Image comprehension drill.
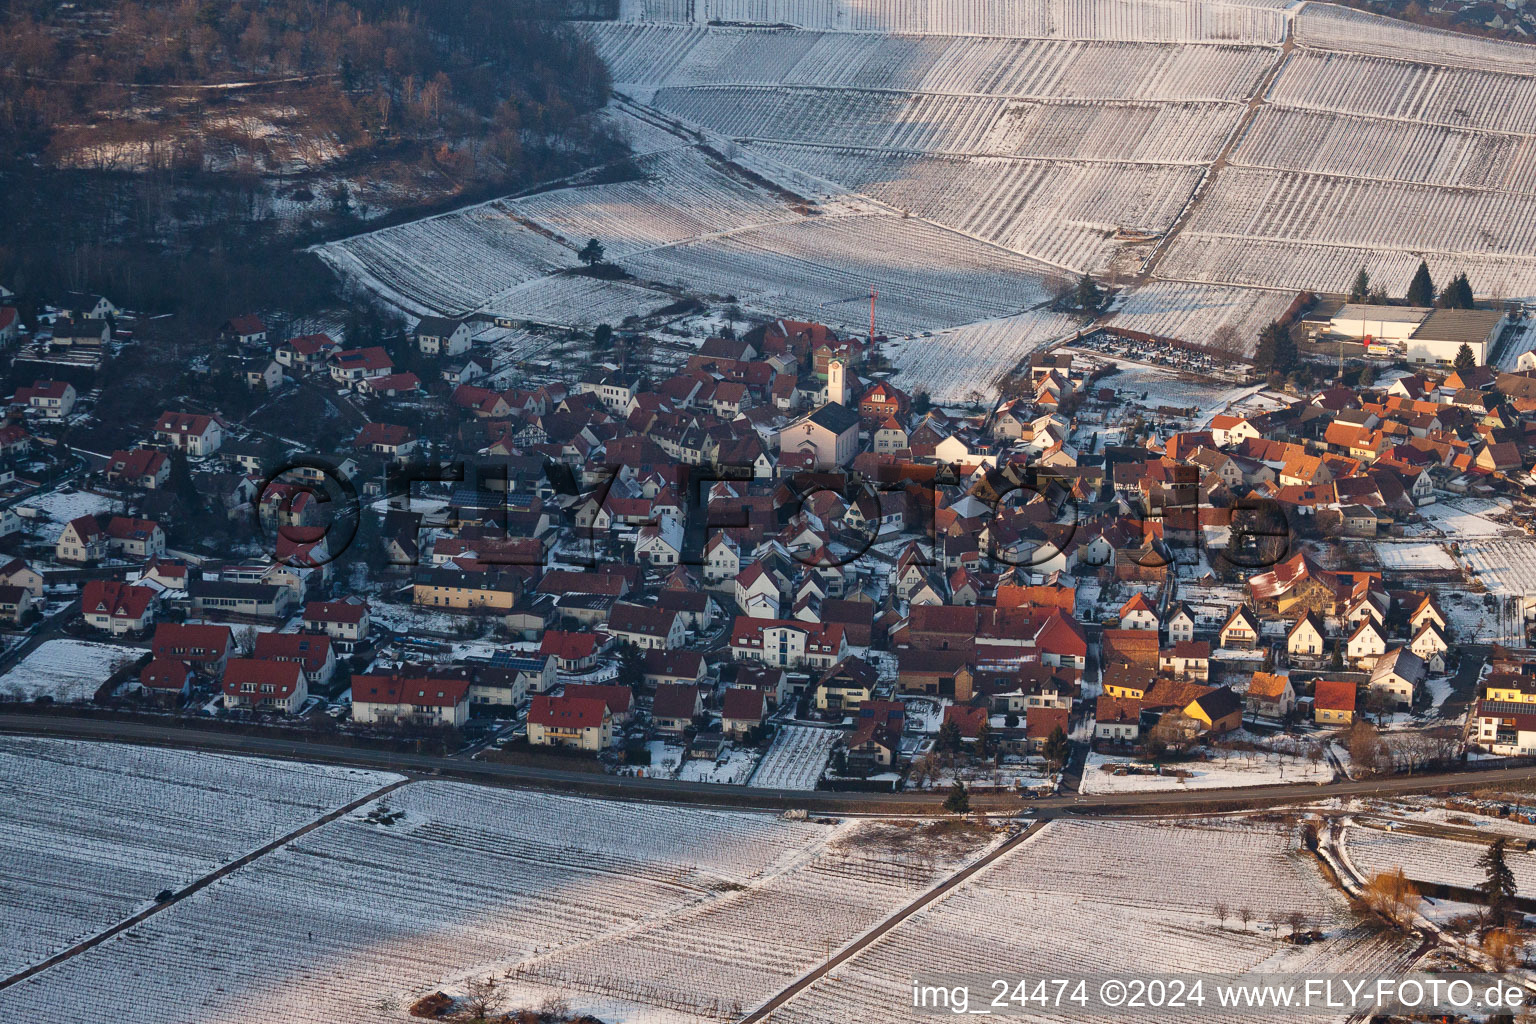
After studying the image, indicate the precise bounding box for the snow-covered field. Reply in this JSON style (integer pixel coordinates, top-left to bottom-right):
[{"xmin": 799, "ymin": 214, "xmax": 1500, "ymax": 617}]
[
  {"xmin": 1407, "ymin": 498, "xmax": 1515, "ymax": 539},
  {"xmin": 1373, "ymin": 541, "xmax": 1457, "ymax": 571},
  {"xmin": 0, "ymin": 780, "xmax": 991, "ymax": 1024},
  {"xmin": 1, "ymin": 639, "xmax": 140, "ymax": 701},
  {"xmin": 1344, "ymin": 823, "xmax": 1536, "ymax": 894},
  {"xmin": 621, "ymin": 212, "xmax": 1059, "ymax": 336},
  {"xmin": 18, "ymin": 489, "xmax": 125, "ymax": 532},
  {"xmin": 0, "ymin": 738, "xmax": 399, "ymax": 980},
  {"xmin": 1086, "ymin": 355, "xmax": 1257, "ymax": 414},
  {"xmin": 1079, "ymin": 750, "xmax": 1331, "ymax": 794},
  {"xmin": 1104, "ymin": 281, "xmax": 1299, "ymax": 357},
  {"xmin": 750, "ymin": 724, "xmax": 840, "ymax": 789},
  {"xmin": 884, "ymin": 309, "xmax": 1085, "ymax": 405},
  {"xmin": 766, "ymin": 817, "xmax": 1417, "ymax": 1023}
]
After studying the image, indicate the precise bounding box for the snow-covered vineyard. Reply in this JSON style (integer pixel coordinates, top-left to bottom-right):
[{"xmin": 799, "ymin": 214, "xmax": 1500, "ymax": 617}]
[
  {"xmin": 313, "ymin": 0, "xmax": 1536, "ymax": 400},
  {"xmin": 589, "ymin": 0, "xmax": 1536, "ymax": 300},
  {"xmin": 0, "ymin": 744, "xmax": 989, "ymax": 1024},
  {"xmin": 0, "ymin": 740, "xmax": 1438, "ymax": 1024},
  {"xmin": 761, "ymin": 818, "xmax": 1419, "ymax": 1023},
  {"xmin": 0, "ymin": 739, "xmax": 399, "ymax": 980}
]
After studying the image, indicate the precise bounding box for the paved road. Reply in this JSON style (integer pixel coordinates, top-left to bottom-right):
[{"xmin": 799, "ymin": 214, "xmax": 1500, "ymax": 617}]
[{"xmin": 6, "ymin": 714, "xmax": 1536, "ymax": 814}]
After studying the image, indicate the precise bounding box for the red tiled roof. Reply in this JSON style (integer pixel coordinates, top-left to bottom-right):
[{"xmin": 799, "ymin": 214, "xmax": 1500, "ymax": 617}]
[
  {"xmin": 528, "ymin": 694, "xmax": 608, "ymax": 729},
  {"xmin": 1313, "ymin": 679, "xmax": 1357, "ymax": 712},
  {"xmin": 561, "ymin": 683, "xmax": 632, "ymax": 715},
  {"xmin": 304, "ymin": 600, "xmax": 368, "ymax": 625},
  {"xmin": 254, "ymin": 631, "xmax": 332, "ymax": 674},
  {"xmin": 352, "ymin": 674, "xmax": 468, "ymax": 708},
  {"xmin": 81, "ymin": 580, "xmax": 153, "ymax": 619}
]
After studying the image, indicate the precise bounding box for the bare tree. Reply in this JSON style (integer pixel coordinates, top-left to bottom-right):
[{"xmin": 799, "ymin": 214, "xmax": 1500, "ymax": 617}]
[
  {"xmin": 1213, "ymin": 901, "xmax": 1229, "ymax": 930},
  {"xmin": 461, "ymin": 976, "xmax": 505, "ymax": 1019},
  {"xmin": 1239, "ymin": 906, "xmax": 1253, "ymax": 931},
  {"xmin": 1362, "ymin": 868, "xmax": 1420, "ymax": 929}
]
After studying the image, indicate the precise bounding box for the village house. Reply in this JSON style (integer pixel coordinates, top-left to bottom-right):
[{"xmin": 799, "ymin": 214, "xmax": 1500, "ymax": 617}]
[
  {"xmin": 155, "ymin": 411, "xmax": 224, "ymax": 456},
  {"xmin": 302, "ymin": 600, "xmax": 371, "ymax": 646},
  {"xmin": 222, "ymin": 658, "xmax": 307, "ymax": 714},
  {"xmin": 253, "ymin": 631, "xmax": 336, "ymax": 686},
  {"xmin": 0, "ymin": 585, "xmax": 35, "ymax": 626},
  {"xmin": 80, "ymin": 580, "xmax": 156, "ymax": 635},
  {"xmin": 106, "ymin": 517, "xmax": 165, "ymax": 560},
  {"xmin": 56, "ymin": 515, "xmax": 108, "ymax": 563},
  {"xmin": 1245, "ymin": 671, "xmax": 1296, "ymax": 719},
  {"xmin": 105, "ymin": 448, "xmax": 170, "ymax": 489},
  {"xmin": 414, "ymin": 316, "xmax": 472, "ymax": 356},
  {"xmin": 721, "ymin": 686, "xmax": 766, "ymax": 738},
  {"xmin": 0, "ymin": 558, "xmax": 43, "ymax": 598},
  {"xmin": 350, "ymin": 674, "xmax": 470, "ymax": 728},
  {"xmin": 651, "ymin": 682, "xmax": 703, "ymax": 734},
  {"xmin": 528, "ymin": 694, "xmax": 615, "ymax": 750},
  {"xmin": 16, "ymin": 380, "xmax": 75, "ymax": 418},
  {"xmin": 1313, "ymin": 680, "xmax": 1357, "ymax": 726},
  {"xmin": 152, "ymin": 623, "xmax": 233, "ymax": 678}
]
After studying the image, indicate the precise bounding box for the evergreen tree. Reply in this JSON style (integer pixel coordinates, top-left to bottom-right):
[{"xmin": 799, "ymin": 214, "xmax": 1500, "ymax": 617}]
[
  {"xmin": 1438, "ymin": 272, "xmax": 1475, "ymax": 309},
  {"xmin": 1477, "ymin": 837, "xmax": 1518, "ymax": 923},
  {"xmin": 1254, "ymin": 320, "xmax": 1295, "ymax": 375},
  {"xmin": 1454, "ymin": 343, "xmax": 1477, "ymax": 371},
  {"xmin": 167, "ymin": 449, "xmax": 200, "ymax": 512},
  {"xmin": 936, "ymin": 718, "xmax": 963, "ymax": 755},
  {"xmin": 942, "ymin": 780, "xmax": 970, "ymax": 815},
  {"xmin": 1074, "ymin": 273, "xmax": 1102, "ymax": 313},
  {"xmin": 1348, "ymin": 266, "xmax": 1371, "ymax": 302},
  {"xmin": 614, "ymin": 639, "xmax": 646, "ymax": 688},
  {"xmin": 592, "ymin": 323, "xmax": 613, "ymax": 350},
  {"xmin": 912, "ymin": 390, "xmax": 932, "ymax": 415},
  {"xmin": 578, "ymin": 238, "xmax": 605, "ymax": 266},
  {"xmin": 1406, "ymin": 260, "xmax": 1435, "ymax": 306},
  {"xmin": 1043, "ymin": 725, "xmax": 1070, "ymax": 769},
  {"xmin": 975, "ymin": 717, "xmax": 992, "ymax": 758}
]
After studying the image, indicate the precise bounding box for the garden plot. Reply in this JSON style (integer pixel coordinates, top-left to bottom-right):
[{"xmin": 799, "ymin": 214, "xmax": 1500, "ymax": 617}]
[
  {"xmin": 1, "ymin": 639, "xmax": 139, "ymax": 702},
  {"xmin": 1416, "ymin": 499, "xmax": 1517, "ymax": 539},
  {"xmin": 1373, "ymin": 541, "xmax": 1457, "ymax": 571},
  {"xmin": 1105, "ymin": 281, "xmax": 1299, "ymax": 356},
  {"xmin": 1079, "ymin": 751, "xmax": 1330, "ymax": 795},
  {"xmin": 770, "ymin": 817, "xmax": 1418, "ymax": 1024},
  {"xmin": 750, "ymin": 724, "xmax": 840, "ymax": 789},
  {"xmin": 884, "ymin": 309, "xmax": 1084, "ymax": 406},
  {"xmin": 621, "ymin": 213, "xmax": 1058, "ymax": 336},
  {"xmin": 18, "ymin": 487, "xmax": 125, "ymax": 528},
  {"xmin": 1087, "ymin": 356, "xmax": 1257, "ymax": 415},
  {"xmin": 1460, "ymin": 538, "xmax": 1536, "ymax": 600},
  {"xmin": 0, "ymin": 782, "xmax": 844, "ymax": 1024},
  {"xmin": 0, "ymin": 737, "xmax": 399, "ymax": 980},
  {"xmin": 675, "ymin": 746, "xmax": 759, "ymax": 784},
  {"xmin": 1344, "ymin": 823, "xmax": 1536, "ymax": 894}
]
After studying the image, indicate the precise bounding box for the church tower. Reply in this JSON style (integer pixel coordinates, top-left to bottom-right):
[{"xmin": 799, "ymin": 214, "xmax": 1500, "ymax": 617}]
[{"xmin": 828, "ymin": 358, "xmax": 849, "ymax": 406}]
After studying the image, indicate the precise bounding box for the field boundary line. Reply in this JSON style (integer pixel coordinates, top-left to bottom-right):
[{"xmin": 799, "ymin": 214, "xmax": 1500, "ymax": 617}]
[{"xmin": 0, "ymin": 776, "xmax": 413, "ymax": 993}]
